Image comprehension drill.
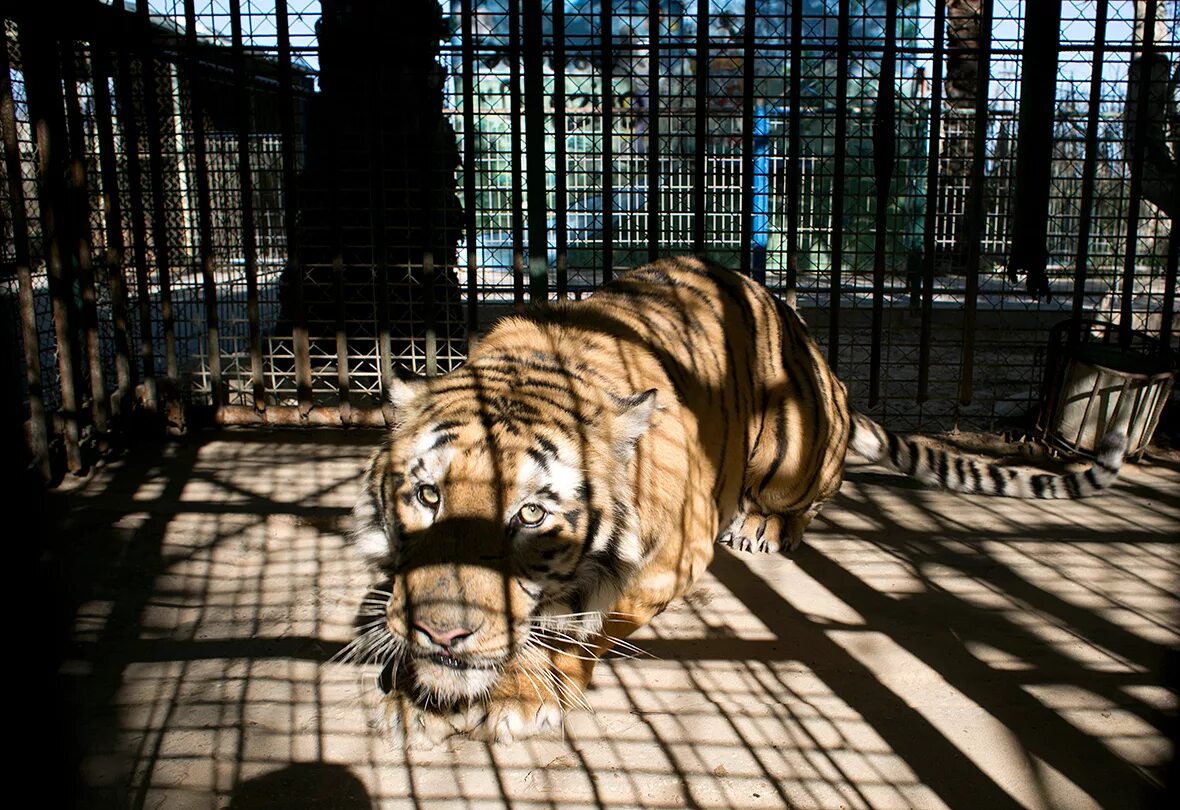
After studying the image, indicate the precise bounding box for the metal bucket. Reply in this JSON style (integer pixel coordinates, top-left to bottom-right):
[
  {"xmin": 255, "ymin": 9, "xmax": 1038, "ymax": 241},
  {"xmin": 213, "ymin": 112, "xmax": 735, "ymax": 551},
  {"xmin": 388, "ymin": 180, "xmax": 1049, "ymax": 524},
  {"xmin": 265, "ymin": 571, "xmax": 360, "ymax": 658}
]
[{"xmin": 1038, "ymin": 320, "xmax": 1175, "ymax": 460}]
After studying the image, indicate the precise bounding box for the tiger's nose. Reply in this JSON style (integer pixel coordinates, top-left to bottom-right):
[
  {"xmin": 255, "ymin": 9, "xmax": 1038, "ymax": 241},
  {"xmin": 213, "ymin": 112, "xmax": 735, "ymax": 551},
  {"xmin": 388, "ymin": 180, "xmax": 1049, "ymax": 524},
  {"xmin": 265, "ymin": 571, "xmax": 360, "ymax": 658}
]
[{"xmin": 412, "ymin": 621, "xmax": 474, "ymax": 649}]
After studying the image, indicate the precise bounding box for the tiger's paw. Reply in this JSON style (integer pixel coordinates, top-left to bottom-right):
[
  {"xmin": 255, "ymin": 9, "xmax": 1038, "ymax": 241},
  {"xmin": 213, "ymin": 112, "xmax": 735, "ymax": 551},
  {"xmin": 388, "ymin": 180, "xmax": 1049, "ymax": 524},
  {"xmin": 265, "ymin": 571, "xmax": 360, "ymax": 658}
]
[
  {"xmin": 376, "ymin": 692, "xmax": 468, "ymax": 750},
  {"xmin": 717, "ymin": 511, "xmax": 787, "ymax": 554},
  {"xmin": 467, "ymin": 695, "xmax": 565, "ymax": 744}
]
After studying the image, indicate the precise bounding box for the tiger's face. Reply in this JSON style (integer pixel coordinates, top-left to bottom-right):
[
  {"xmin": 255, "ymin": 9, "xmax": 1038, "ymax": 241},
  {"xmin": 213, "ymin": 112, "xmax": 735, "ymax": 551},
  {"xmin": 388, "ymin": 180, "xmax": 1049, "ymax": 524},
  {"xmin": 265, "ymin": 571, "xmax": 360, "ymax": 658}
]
[{"xmin": 351, "ymin": 365, "xmax": 656, "ymax": 706}]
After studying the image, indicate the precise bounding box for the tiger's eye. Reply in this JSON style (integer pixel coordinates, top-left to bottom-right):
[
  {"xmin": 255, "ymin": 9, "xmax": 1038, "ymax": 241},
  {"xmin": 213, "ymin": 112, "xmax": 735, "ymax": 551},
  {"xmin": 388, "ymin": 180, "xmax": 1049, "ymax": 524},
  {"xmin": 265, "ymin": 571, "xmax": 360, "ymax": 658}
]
[
  {"xmin": 517, "ymin": 503, "xmax": 546, "ymax": 527},
  {"xmin": 417, "ymin": 484, "xmax": 440, "ymax": 508}
]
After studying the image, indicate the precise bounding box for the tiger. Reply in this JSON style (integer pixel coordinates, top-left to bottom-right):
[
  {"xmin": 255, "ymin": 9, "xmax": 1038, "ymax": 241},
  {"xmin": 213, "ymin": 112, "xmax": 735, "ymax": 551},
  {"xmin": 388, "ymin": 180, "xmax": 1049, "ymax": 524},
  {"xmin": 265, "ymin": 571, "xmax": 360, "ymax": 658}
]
[{"xmin": 348, "ymin": 256, "xmax": 1126, "ymax": 744}]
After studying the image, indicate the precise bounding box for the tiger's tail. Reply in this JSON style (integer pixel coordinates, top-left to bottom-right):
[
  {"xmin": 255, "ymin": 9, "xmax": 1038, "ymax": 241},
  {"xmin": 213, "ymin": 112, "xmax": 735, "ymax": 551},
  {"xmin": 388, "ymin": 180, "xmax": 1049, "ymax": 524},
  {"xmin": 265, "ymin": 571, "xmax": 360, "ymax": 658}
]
[{"xmin": 848, "ymin": 413, "xmax": 1127, "ymax": 499}]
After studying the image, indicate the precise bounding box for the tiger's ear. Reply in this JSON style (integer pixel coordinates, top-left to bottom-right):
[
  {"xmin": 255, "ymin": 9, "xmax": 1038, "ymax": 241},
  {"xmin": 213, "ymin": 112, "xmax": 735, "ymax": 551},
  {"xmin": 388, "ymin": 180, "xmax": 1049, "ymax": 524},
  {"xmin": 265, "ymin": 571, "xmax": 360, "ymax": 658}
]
[
  {"xmin": 388, "ymin": 375, "xmax": 426, "ymax": 413},
  {"xmin": 613, "ymin": 388, "xmax": 658, "ymax": 455}
]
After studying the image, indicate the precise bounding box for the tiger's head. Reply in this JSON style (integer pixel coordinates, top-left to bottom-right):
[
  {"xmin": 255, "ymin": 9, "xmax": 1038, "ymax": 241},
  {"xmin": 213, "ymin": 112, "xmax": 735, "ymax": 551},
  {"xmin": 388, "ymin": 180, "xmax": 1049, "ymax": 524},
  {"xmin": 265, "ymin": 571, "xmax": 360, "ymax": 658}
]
[{"xmin": 350, "ymin": 359, "xmax": 657, "ymax": 707}]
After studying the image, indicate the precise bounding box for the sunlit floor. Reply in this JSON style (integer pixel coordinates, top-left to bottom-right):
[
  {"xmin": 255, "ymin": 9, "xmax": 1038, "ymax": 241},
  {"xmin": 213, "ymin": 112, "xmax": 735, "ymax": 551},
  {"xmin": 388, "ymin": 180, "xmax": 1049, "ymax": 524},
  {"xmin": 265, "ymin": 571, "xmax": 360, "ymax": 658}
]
[{"xmin": 54, "ymin": 429, "xmax": 1178, "ymax": 809}]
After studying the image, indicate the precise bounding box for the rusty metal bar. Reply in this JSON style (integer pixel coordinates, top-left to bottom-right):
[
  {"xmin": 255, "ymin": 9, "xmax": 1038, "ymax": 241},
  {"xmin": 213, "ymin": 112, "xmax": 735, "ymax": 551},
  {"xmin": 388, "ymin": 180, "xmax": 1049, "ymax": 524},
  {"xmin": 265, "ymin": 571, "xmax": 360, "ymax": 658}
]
[
  {"xmin": 740, "ymin": 0, "xmax": 755, "ymax": 276},
  {"xmin": 213, "ymin": 404, "xmax": 387, "ymax": 427},
  {"xmin": 828, "ymin": 0, "xmax": 851, "ymax": 373},
  {"xmin": 601, "ymin": 0, "xmax": 614, "ymax": 284},
  {"xmin": 182, "ymin": 0, "xmax": 223, "ymax": 408},
  {"xmin": 692, "ymin": 0, "xmax": 709, "ymax": 254},
  {"xmin": 869, "ymin": 0, "xmax": 898, "ymax": 407},
  {"xmin": 1162, "ymin": 214, "xmax": 1178, "ymax": 353},
  {"xmin": 957, "ymin": 0, "xmax": 994, "ymax": 407},
  {"xmin": 61, "ymin": 43, "xmax": 108, "ymax": 435},
  {"xmin": 646, "ymin": 0, "xmax": 661, "ymax": 264},
  {"xmin": 509, "ymin": 0, "xmax": 525, "ymax": 309},
  {"xmin": 1071, "ymin": 0, "xmax": 1109, "ymax": 327},
  {"xmin": 460, "ymin": 0, "xmax": 480, "ymax": 337},
  {"xmin": 229, "ymin": 0, "xmax": 267, "ymax": 409},
  {"xmin": 90, "ymin": 45, "xmax": 135, "ymax": 420},
  {"xmin": 276, "ymin": 0, "xmax": 313, "ymax": 414},
  {"xmin": 1119, "ymin": 0, "xmax": 1158, "ymax": 349},
  {"xmin": 112, "ymin": 14, "xmax": 158, "ymax": 414},
  {"xmin": 0, "ymin": 28, "xmax": 51, "ymax": 480},
  {"xmin": 524, "ymin": 0, "xmax": 548, "ymax": 302},
  {"xmin": 553, "ymin": 0, "xmax": 568, "ymax": 300},
  {"xmin": 917, "ymin": 0, "xmax": 947, "ymax": 403},
  {"xmin": 784, "ymin": 0, "xmax": 802, "ymax": 305},
  {"xmin": 23, "ymin": 23, "xmax": 86, "ymax": 472},
  {"xmin": 136, "ymin": 2, "xmax": 178, "ymax": 386}
]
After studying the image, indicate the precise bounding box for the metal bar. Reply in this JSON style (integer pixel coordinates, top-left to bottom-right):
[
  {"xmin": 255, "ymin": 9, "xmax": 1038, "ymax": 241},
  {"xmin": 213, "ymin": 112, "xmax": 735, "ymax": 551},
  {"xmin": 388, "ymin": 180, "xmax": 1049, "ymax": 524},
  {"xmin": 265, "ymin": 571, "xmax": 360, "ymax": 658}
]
[
  {"xmin": 509, "ymin": 0, "xmax": 525, "ymax": 309},
  {"xmin": 601, "ymin": 0, "xmax": 614, "ymax": 284},
  {"xmin": 460, "ymin": 0, "xmax": 480, "ymax": 338},
  {"xmin": 61, "ymin": 42, "xmax": 108, "ymax": 435},
  {"xmin": 740, "ymin": 0, "xmax": 756, "ymax": 276},
  {"xmin": 828, "ymin": 0, "xmax": 851, "ymax": 372},
  {"xmin": 917, "ymin": 0, "xmax": 947, "ymax": 403},
  {"xmin": 646, "ymin": 0, "xmax": 660, "ymax": 264},
  {"xmin": 90, "ymin": 45, "xmax": 134, "ymax": 420},
  {"xmin": 230, "ymin": 0, "xmax": 266, "ymax": 409},
  {"xmin": 418, "ymin": 93, "xmax": 439, "ymax": 377},
  {"xmin": 182, "ymin": 0, "xmax": 222, "ymax": 408},
  {"xmin": 212, "ymin": 404, "xmax": 388, "ymax": 427},
  {"xmin": 869, "ymin": 0, "xmax": 898, "ymax": 406},
  {"xmin": 0, "ymin": 28, "xmax": 50, "ymax": 480},
  {"xmin": 1161, "ymin": 214, "xmax": 1178, "ymax": 353},
  {"xmin": 553, "ymin": 0, "xmax": 568, "ymax": 300},
  {"xmin": 692, "ymin": 0, "xmax": 709, "ymax": 255},
  {"xmin": 1071, "ymin": 0, "xmax": 1109, "ymax": 329},
  {"xmin": 365, "ymin": 4, "xmax": 393, "ymax": 396},
  {"xmin": 524, "ymin": 0, "xmax": 548, "ymax": 302},
  {"xmin": 276, "ymin": 0, "xmax": 313, "ymax": 414},
  {"xmin": 23, "ymin": 23, "xmax": 85, "ymax": 472},
  {"xmin": 112, "ymin": 2, "xmax": 158, "ymax": 415},
  {"xmin": 136, "ymin": 2, "xmax": 178, "ymax": 386},
  {"xmin": 330, "ymin": 141, "xmax": 351, "ymax": 416},
  {"xmin": 957, "ymin": 0, "xmax": 994, "ymax": 407},
  {"xmin": 1119, "ymin": 0, "xmax": 1158, "ymax": 348},
  {"xmin": 784, "ymin": 0, "xmax": 802, "ymax": 305}
]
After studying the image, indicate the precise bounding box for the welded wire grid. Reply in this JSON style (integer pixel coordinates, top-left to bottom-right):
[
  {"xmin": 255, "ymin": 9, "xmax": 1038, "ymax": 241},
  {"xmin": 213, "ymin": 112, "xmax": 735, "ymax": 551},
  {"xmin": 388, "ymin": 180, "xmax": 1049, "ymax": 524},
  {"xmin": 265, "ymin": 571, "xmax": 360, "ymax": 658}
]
[{"xmin": 1, "ymin": 0, "xmax": 1177, "ymax": 454}]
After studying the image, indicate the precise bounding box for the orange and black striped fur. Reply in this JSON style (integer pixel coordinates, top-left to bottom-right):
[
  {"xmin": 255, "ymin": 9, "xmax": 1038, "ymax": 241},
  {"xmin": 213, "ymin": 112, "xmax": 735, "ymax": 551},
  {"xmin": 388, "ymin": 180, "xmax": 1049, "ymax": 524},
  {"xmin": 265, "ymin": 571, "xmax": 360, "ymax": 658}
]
[{"xmin": 349, "ymin": 256, "xmax": 1125, "ymax": 744}]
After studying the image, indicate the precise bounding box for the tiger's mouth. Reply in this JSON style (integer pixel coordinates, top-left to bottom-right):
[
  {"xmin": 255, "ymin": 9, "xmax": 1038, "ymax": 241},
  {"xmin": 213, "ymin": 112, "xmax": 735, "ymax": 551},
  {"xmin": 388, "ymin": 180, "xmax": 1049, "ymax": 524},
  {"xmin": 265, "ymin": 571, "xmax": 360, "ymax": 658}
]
[{"xmin": 428, "ymin": 651, "xmax": 469, "ymax": 670}]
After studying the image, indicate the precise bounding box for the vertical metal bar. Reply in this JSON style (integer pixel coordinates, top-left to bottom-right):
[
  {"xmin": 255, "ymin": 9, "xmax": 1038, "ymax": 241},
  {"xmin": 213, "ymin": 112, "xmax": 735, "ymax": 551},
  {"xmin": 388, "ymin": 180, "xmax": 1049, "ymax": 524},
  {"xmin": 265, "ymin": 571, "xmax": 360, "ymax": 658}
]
[
  {"xmin": 692, "ymin": 0, "xmax": 709, "ymax": 254},
  {"xmin": 113, "ymin": 3, "xmax": 158, "ymax": 414},
  {"xmin": 869, "ymin": 0, "xmax": 898, "ymax": 406},
  {"xmin": 0, "ymin": 29, "xmax": 50, "ymax": 480},
  {"xmin": 524, "ymin": 0, "xmax": 548, "ymax": 302},
  {"xmin": 23, "ymin": 24, "xmax": 84, "ymax": 471},
  {"xmin": 740, "ymin": 0, "xmax": 756, "ymax": 276},
  {"xmin": 229, "ymin": 0, "xmax": 266, "ymax": 409},
  {"xmin": 182, "ymin": 0, "xmax": 222, "ymax": 408},
  {"xmin": 1071, "ymin": 0, "xmax": 1109, "ymax": 327},
  {"xmin": 418, "ymin": 81, "xmax": 439, "ymax": 377},
  {"xmin": 330, "ymin": 140, "xmax": 351, "ymax": 414},
  {"xmin": 276, "ymin": 0, "xmax": 313, "ymax": 413},
  {"xmin": 90, "ymin": 46, "xmax": 135, "ymax": 420},
  {"xmin": 1119, "ymin": 0, "xmax": 1158, "ymax": 348},
  {"xmin": 957, "ymin": 0, "xmax": 993, "ymax": 407},
  {"xmin": 136, "ymin": 2, "xmax": 178, "ymax": 387},
  {"xmin": 507, "ymin": 0, "xmax": 525, "ymax": 308},
  {"xmin": 460, "ymin": 0, "xmax": 480, "ymax": 338},
  {"xmin": 1161, "ymin": 216, "xmax": 1178, "ymax": 353},
  {"xmin": 61, "ymin": 44, "xmax": 108, "ymax": 434},
  {"xmin": 646, "ymin": 0, "xmax": 660, "ymax": 263},
  {"xmin": 601, "ymin": 0, "xmax": 614, "ymax": 284},
  {"xmin": 365, "ymin": 5, "xmax": 393, "ymax": 395},
  {"xmin": 917, "ymin": 0, "xmax": 946, "ymax": 403},
  {"xmin": 553, "ymin": 0, "xmax": 568, "ymax": 299},
  {"xmin": 828, "ymin": 0, "xmax": 851, "ymax": 372},
  {"xmin": 784, "ymin": 0, "xmax": 803, "ymax": 304}
]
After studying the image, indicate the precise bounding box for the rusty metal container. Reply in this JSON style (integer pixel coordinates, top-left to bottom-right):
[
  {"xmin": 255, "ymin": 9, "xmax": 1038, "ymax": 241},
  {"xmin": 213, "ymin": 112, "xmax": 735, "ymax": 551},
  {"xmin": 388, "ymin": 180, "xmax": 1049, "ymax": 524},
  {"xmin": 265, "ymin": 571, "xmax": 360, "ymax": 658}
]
[{"xmin": 1038, "ymin": 320, "xmax": 1175, "ymax": 460}]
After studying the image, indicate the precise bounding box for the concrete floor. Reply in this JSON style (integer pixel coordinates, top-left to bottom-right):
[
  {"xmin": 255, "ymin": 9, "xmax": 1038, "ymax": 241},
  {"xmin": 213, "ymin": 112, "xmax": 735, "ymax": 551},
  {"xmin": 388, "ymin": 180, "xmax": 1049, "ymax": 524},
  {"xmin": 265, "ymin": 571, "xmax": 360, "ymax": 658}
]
[{"xmin": 51, "ymin": 429, "xmax": 1179, "ymax": 809}]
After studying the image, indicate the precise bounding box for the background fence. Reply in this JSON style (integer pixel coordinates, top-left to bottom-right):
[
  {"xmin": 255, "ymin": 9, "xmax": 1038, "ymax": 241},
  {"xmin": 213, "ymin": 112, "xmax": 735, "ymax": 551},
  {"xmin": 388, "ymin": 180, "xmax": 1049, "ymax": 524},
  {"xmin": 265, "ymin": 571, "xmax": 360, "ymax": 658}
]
[{"xmin": 1, "ymin": 0, "xmax": 1177, "ymax": 480}]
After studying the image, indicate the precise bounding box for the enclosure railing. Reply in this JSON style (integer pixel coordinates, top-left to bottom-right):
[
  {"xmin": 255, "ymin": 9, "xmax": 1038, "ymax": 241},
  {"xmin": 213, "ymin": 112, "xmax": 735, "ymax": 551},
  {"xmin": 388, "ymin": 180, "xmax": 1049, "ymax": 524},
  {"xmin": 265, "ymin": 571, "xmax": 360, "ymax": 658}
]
[{"xmin": 1, "ymin": 1, "xmax": 1176, "ymax": 481}]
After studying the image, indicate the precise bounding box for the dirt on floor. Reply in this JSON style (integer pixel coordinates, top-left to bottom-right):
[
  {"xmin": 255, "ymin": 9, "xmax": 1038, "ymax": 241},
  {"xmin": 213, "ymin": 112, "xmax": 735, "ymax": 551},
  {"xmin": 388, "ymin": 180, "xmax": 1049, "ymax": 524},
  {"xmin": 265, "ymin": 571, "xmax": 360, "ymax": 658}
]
[{"xmin": 38, "ymin": 428, "xmax": 1180, "ymax": 809}]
